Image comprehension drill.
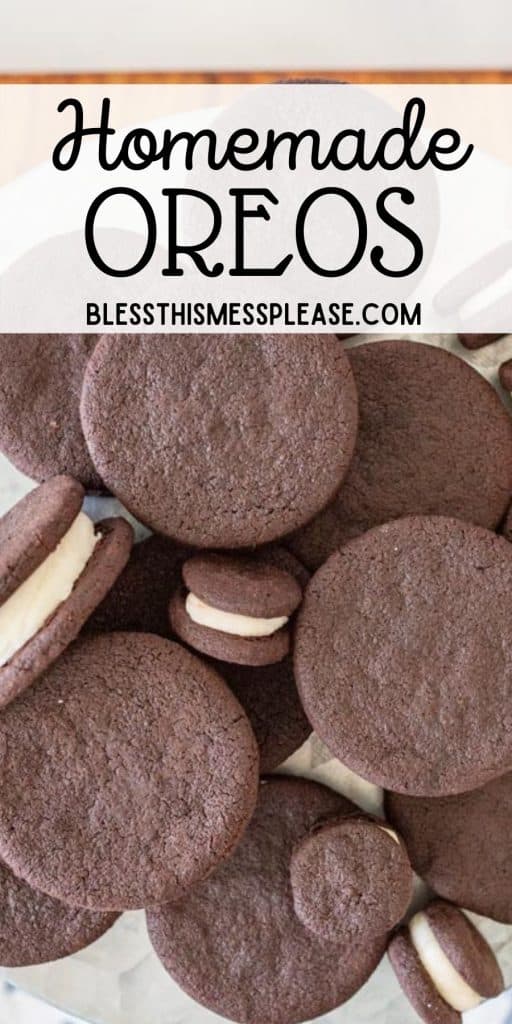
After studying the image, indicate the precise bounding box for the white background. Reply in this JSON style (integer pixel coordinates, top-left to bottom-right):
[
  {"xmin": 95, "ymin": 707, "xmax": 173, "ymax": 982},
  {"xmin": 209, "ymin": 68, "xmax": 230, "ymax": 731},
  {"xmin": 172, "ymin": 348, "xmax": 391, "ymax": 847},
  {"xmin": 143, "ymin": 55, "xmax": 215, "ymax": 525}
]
[{"xmin": 0, "ymin": 0, "xmax": 511, "ymax": 73}]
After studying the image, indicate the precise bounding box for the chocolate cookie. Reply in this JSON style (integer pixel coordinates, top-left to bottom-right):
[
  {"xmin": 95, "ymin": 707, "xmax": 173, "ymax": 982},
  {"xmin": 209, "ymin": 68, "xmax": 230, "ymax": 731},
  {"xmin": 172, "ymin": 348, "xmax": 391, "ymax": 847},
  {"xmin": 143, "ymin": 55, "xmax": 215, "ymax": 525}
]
[
  {"xmin": 80, "ymin": 334, "xmax": 358, "ymax": 548},
  {"xmin": 86, "ymin": 533, "xmax": 190, "ymax": 637},
  {"xmin": 499, "ymin": 356, "xmax": 512, "ymax": 392},
  {"xmin": 386, "ymin": 773, "xmax": 512, "ymax": 923},
  {"xmin": 171, "ymin": 552, "xmax": 302, "ymax": 665},
  {"xmin": 295, "ymin": 515, "xmax": 512, "ymax": 795},
  {"xmin": 388, "ymin": 900, "xmax": 503, "ymax": 1023},
  {"xmin": 0, "ymin": 632, "xmax": 259, "ymax": 910},
  {"xmin": 290, "ymin": 817, "xmax": 412, "ymax": 943},
  {"xmin": 288, "ymin": 340, "xmax": 512, "ymax": 569},
  {"xmin": 0, "ymin": 859, "xmax": 117, "ymax": 967},
  {"xmin": 147, "ymin": 777, "xmax": 387, "ymax": 1024},
  {"xmin": 458, "ymin": 333, "xmax": 504, "ymax": 350},
  {"xmin": 0, "ymin": 334, "xmax": 101, "ymax": 489},
  {"xmin": 0, "ymin": 476, "xmax": 133, "ymax": 708}
]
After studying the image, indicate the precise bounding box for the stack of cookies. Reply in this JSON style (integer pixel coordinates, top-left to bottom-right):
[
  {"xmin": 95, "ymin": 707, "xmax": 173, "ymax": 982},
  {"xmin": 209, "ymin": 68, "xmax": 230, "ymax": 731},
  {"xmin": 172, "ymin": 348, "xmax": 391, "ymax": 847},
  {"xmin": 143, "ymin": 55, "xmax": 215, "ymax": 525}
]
[{"xmin": 0, "ymin": 332, "xmax": 512, "ymax": 1024}]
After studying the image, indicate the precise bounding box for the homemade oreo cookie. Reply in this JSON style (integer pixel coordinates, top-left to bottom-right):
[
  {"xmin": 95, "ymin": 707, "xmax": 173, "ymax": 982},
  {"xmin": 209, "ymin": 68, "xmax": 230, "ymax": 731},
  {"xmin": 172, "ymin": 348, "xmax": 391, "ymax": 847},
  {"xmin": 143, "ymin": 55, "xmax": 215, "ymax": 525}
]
[
  {"xmin": 295, "ymin": 515, "xmax": 512, "ymax": 795},
  {"xmin": 147, "ymin": 777, "xmax": 388, "ymax": 1024},
  {"xmin": 386, "ymin": 773, "xmax": 512, "ymax": 923},
  {"xmin": 0, "ymin": 860, "xmax": 117, "ymax": 967},
  {"xmin": 0, "ymin": 632, "xmax": 259, "ymax": 910},
  {"xmin": 0, "ymin": 475, "xmax": 133, "ymax": 708},
  {"xmin": 388, "ymin": 901, "xmax": 503, "ymax": 1023},
  {"xmin": 288, "ymin": 340, "xmax": 512, "ymax": 569},
  {"xmin": 170, "ymin": 552, "xmax": 303, "ymax": 665},
  {"xmin": 80, "ymin": 334, "xmax": 358, "ymax": 548},
  {"xmin": 290, "ymin": 816, "xmax": 412, "ymax": 943},
  {"xmin": 0, "ymin": 334, "xmax": 101, "ymax": 489}
]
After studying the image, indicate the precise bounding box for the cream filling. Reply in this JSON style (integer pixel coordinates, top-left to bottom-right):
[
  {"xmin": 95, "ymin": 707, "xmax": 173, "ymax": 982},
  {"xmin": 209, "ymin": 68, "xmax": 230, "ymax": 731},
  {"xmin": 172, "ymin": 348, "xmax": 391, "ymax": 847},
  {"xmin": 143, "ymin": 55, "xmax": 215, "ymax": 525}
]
[
  {"xmin": 378, "ymin": 826, "xmax": 400, "ymax": 845},
  {"xmin": 0, "ymin": 512, "xmax": 99, "ymax": 668},
  {"xmin": 409, "ymin": 912, "xmax": 482, "ymax": 1012},
  {"xmin": 186, "ymin": 592, "xmax": 288, "ymax": 638}
]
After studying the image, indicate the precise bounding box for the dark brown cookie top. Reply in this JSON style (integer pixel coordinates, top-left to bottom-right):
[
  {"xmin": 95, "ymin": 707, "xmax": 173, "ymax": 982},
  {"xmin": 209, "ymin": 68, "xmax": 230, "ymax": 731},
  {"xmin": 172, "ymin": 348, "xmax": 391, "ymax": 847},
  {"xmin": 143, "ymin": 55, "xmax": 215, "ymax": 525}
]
[
  {"xmin": 183, "ymin": 553, "xmax": 302, "ymax": 617},
  {"xmin": 288, "ymin": 340, "xmax": 512, "ymax": 570},
  {"xmin": 0, "ymin": 516, "xmax": 133, "ymax": 709},
  {"xmin": 386, "ymin": 772, "xmax": 512, "ymax": 923},
  {"xmin": 426, "ymin": 901, "xmax": 503, "ymax": 999},
  {"xmin": 290, "ymin": 817, "xmax": 412, "ymax": 943},
  {"xmin": 295, "ymin": 515, "xmax": 512, "ymax": 796},
  {"xmin": 169, "ymin": 589, "xmax": 290, "ymax": 665},
  {"xmin": 0, "ymin": 335, "xmax": 101, "ymax": 490},
  {"xmin": 147, "ymin": 777, "xmax": 387, "ymax": 1024},
  {"xmin": 388, "ymin": 901, "xmax": 503, "ymax": 1024},
  {"xmin": 0, "ymin": 475, "xmax": 84, "ymax": 607},
  {"xmin": 499, "ymin": 357, "xmax": 512, "ymax": 392},
  {"xmin": 85, "ymin": 533, "xmax": 191, "ymax": 637},
  {"xmin": 215, "ymin": 658, "xmax": 311, "ymax": 772},
  {"xmin": 80, "ymin": 334, "xmax": 358, "ymax": 548},
  {"xmin": 0, "ymin": 859, "xmax": 117, "ymax": 968},
  {"xmin": 0, "ymin": 632, "xmax": 259, "ymax": 911},
  {"xmin": 458, "ymin": 333, "xmax": 504, "ymax": 350}
]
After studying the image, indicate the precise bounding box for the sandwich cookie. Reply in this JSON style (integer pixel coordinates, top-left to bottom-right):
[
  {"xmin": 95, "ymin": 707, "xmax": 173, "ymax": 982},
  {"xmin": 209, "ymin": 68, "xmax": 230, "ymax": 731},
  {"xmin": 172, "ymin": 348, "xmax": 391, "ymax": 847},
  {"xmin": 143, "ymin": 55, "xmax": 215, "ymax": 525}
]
[
  {"xmin": 170, "ymin": 552, "xmax": 303, "ymax": 665},
  {"xmin": 458, "ymin": 333, "xmax": 504, "ymax": 350},
  {"xmin": 288, "ymin": 340, "xmax": 512, "ymax": 570},
  {"xmin": 386, "ymin": 773, "xmax": 512, "ymax": 923},
  {"xmin": 0, "ymin": 475, "xmax": 133, "ymax": 708},
  {"xmin": 0, "ymin": 334, "xmax": 101, "ymax": 490},
  {"xmin": 0, "ymin": 632, "xmax": 259, "ymax": 911},
  {"xmin": 147, "ymin": 777, "xmax": 388, "ymax": 1024},
  {"xmin": 388, "ymin": 900, "xmax": 503, "ymax": 1023},
  {"xmin": 80, "ymin": 333, "xmax": 359, "ymax": 548},
  {"xmin": 294, "ymin": 515, "xmax": 512, "ymax": 796},
  {"xmin": 0, "ymin": 860, "xmax": 117, "ymax": 967},
  {"xmin": 290, "ymin": 816, "xmax": 413, "ymax": 943}
]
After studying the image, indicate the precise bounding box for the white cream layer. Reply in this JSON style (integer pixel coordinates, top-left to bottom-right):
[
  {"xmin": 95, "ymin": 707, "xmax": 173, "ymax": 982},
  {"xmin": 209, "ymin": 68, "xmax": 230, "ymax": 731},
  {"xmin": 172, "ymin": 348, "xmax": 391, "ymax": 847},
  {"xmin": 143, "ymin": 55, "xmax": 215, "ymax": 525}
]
[
  {"xmin": 186, "ymin": 592, "xmax": 288, "ymax": 638},
  {"xmin": 409, "ymin": 911, "xmax": 482, "ymax": 1012},
  {"xmin": 0, "ymin": 512, "xmax": 99, "ymax": 668}
]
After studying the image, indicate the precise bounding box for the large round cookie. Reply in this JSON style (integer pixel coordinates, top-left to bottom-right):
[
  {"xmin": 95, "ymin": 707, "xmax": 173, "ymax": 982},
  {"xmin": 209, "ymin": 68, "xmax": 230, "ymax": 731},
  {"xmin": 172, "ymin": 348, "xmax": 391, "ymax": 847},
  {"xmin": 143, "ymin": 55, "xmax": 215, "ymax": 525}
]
[
  {"xmin": 80, "ymin": 334, "xmax": 358, "ymax": 548},
  {"xmin": 0, "ymin": 334, "xmax": 101, "ymax": 489},
  {"xmin": 295, "ymin": 515, "xmax": 512, "ymax": 796},
  {"xmin": 288, "ymin": 340, "xmax": 512, "ymax": 569},
  {"xmin": 0, "ymin": 476, "xmax": 133, "ymax": 708},
  {"xmin": 386, "ymin": 773, "xmax": 512, "ymax": 923},
  {"xmin": 0, "ymin": 860, "xmax": 117, "ymax": 967},
  {"xmin": 147, "ymin": 777, "xmax": 387, "ymax": 1024},
  {"xmin": 0, "ymin": 633, "xmax": 259, "ymax": 911}
]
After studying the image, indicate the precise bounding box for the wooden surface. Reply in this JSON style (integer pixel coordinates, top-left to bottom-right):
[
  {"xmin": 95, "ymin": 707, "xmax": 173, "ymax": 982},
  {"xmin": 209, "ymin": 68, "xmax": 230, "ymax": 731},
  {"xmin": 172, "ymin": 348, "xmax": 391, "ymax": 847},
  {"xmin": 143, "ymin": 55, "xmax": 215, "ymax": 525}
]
[{"xmin": 0, "ymin": 70, "xmax": 511, "ymax": 83}]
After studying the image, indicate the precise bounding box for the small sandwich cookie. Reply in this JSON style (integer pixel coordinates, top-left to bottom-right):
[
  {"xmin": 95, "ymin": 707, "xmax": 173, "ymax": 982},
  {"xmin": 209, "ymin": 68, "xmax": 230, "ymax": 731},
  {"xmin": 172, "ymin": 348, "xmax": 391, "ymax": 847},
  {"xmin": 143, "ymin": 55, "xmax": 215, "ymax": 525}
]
[
  {"xmin": 0, "ymin": 859, "xmax": 117, "ymax": 967},
  {"xmin": 170, "ymin": 552, "xmax": 303, "ymax": 665},
  {"xmin": 388, "ymin": 900, "xmax": 504, "ymax": 1024},
  {"xmin": 458, "ymin": 333, "xmax": 504, "ymax": 350},
  {"xmin": 0, "ymin": 475, "xmax": 133, "ymax": 708},
  {"xmin": 290, "ymin": 816, "xmax": 413, "ymax": 944},
  {"xmin": 147, "ymin": 777, "xmax": 388, "ymax": 1024},
  {"xmin": 386, "ymin": 772, "xmax": 512, "ymax": 924}
]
